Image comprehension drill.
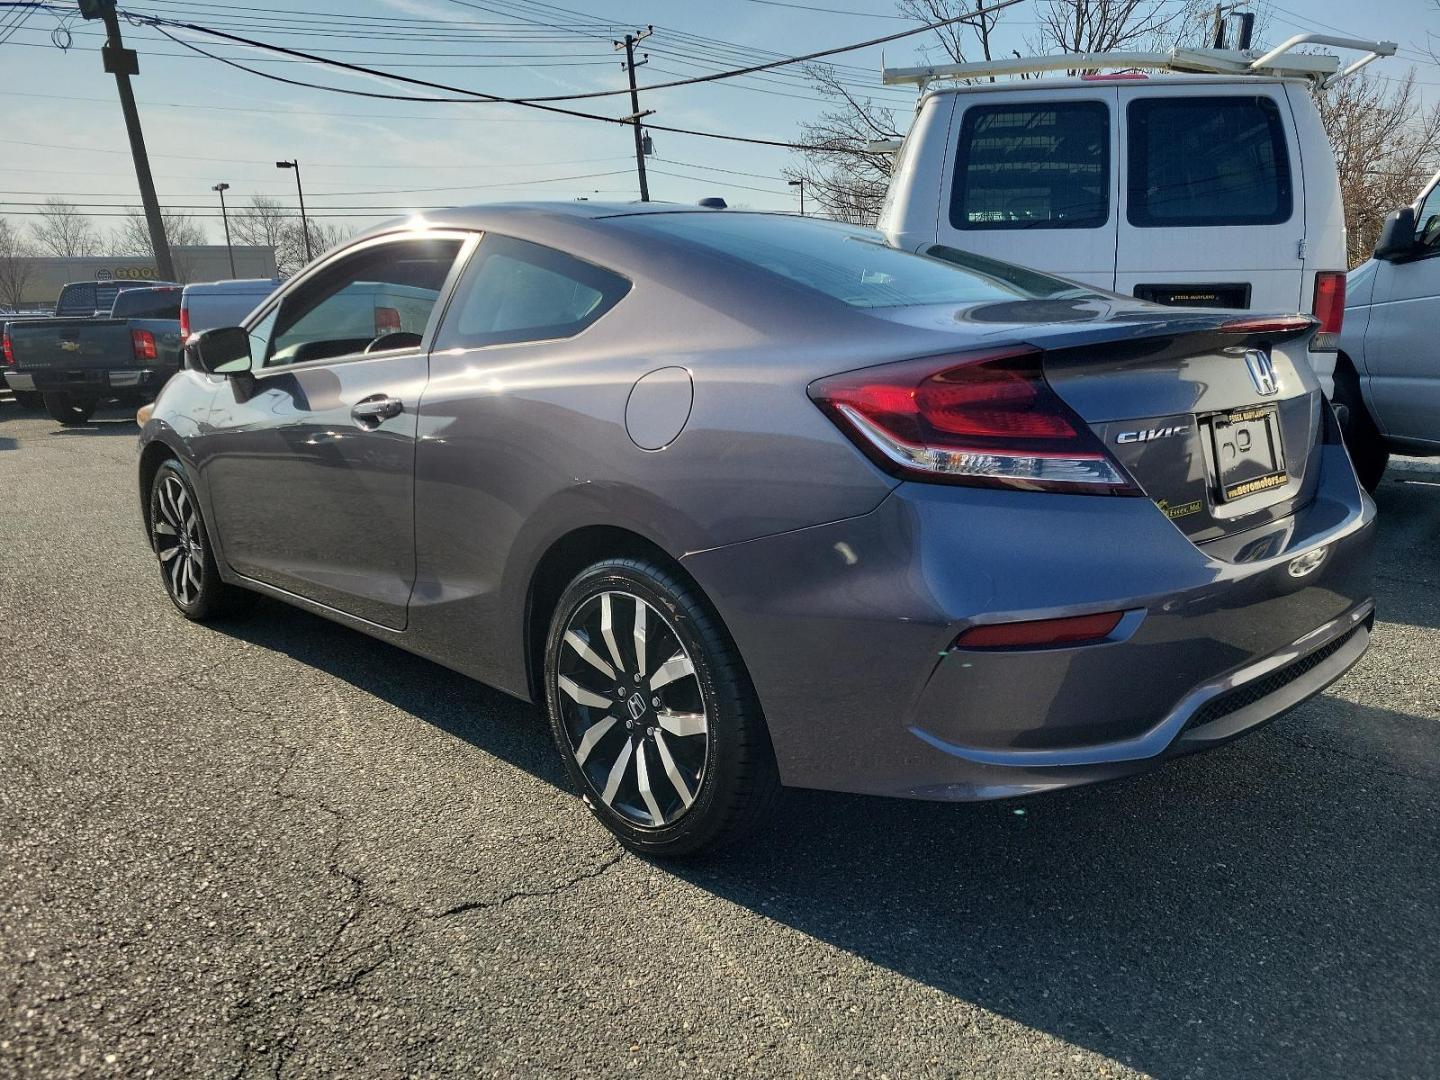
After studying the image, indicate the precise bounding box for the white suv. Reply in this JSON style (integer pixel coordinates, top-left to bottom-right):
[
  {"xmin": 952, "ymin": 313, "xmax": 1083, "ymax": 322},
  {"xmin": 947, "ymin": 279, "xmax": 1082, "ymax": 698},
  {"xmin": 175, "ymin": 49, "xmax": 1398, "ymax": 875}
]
[{"xmin": 876, "ymin": 38, "xmax": 1397, "ymax": 396}]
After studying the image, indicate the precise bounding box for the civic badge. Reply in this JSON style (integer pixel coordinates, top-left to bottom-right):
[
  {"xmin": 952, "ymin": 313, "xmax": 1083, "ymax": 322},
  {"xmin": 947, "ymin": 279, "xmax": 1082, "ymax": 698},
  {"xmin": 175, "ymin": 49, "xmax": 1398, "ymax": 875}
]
[{"xmin": 1244, "ymin": 349, "xmax": 1279, "ymax": 397}]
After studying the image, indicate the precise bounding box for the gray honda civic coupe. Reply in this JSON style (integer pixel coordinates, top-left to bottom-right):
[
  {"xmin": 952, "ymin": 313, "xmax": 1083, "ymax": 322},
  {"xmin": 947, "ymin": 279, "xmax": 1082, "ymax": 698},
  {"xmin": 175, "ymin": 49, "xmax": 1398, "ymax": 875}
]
[{"xmin": 139, "ymin": 203, "xmax": 1375, "ymax": 857}]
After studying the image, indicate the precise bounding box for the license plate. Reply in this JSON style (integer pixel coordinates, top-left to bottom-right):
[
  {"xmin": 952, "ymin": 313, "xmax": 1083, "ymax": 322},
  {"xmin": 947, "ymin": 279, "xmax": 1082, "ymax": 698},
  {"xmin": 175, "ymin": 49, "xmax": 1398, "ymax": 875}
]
[{"xmin": 1208, "ymin": 405, "xmax": 1286, "ymax": 502}]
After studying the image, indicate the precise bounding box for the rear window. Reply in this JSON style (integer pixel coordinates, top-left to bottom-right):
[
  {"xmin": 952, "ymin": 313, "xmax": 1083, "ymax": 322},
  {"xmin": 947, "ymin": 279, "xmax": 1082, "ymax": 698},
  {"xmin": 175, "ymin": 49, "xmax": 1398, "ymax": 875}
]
[
  {"xmin": 1127, "ymin": 96, "xmax": 1292, "ymax": 228},
  {"xmin": 55, "ymin": 283, "xmax": 97, "ymax": 316},
  {"xmin": 950, "ymin": 101, "xmax": 1111, "ymax": 231},
  {"xmin": 621, "ymin": 213, "xmax": 1031, "ymax": 309},
  {"xmin": 111, "ymin": 288, "xmax": 181, "ymax": 320}
]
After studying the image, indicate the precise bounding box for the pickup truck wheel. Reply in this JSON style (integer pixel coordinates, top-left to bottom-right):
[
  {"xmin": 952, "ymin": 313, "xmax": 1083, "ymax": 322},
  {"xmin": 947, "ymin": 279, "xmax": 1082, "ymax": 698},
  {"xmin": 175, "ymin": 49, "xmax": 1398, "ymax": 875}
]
[
  {"xmin": 149, "ymin": 460, "xmax": 251, "ymax": 621},
  {"xmin": 12, "ymin": 390, "xmax": 43, "ymax": 411},
  {"xmin": 42, "ymin": 392, "xmax": 97, "ymax": 426},
  {"xmin": 1331, "ymin": 371, "xmax": 1389, "ymax": 493}
]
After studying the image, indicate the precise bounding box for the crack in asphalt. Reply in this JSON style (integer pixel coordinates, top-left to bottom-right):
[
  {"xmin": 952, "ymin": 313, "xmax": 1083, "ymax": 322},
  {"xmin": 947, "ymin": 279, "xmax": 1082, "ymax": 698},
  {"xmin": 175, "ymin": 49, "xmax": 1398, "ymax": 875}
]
[
  {"xmin": 430, "ymin": 849, "xmax": 626, "ymax": 920},
  {"xmin": 1274, "ymin": 731, "xmax": 1439, "ymax": 785}
]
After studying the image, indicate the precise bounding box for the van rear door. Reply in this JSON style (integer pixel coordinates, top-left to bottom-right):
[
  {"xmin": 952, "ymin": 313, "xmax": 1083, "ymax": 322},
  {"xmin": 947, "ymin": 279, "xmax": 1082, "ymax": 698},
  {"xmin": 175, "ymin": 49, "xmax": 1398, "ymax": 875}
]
[
  {"xmin": 1115, "ymin": 84, "xmax": 1305, "ymax": 313},
  {"xmin": 933, "ymin": 86, "xmax": 1120, "ymax": 290}
]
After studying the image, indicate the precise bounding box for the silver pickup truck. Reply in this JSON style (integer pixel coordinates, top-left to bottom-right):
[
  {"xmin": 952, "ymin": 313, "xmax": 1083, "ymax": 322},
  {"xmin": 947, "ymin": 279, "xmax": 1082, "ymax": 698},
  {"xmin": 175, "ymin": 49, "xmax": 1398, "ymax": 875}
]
[
  {"xmin": 1336, "ymin": 169, "xmax": 1440, "ymax": 490},
  {"xmin": 3, "ymin": 284, "xmax": 183, "ymax": 425}
]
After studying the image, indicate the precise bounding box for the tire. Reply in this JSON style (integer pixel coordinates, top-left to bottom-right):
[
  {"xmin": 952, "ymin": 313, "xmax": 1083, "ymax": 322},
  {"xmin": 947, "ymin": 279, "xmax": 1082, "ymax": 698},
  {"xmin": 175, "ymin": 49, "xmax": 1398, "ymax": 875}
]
[
  {"xmin": 544, "ymin": 557, "xmax": 780, "ymax": 858},
  {"xmin": 12, "ymin": 390, "xmax": 43, "ymax": 411},
  {"xmin": 148, "ymin": 459, "xmax": 251, "ymax": 621},
  {"xmin": 42, "ymin": 392, "xmax": 97, "ymax": 426},
  {"xmin": 1331, "ymin": 368, "xmax": 1389, "ymax": 493}
]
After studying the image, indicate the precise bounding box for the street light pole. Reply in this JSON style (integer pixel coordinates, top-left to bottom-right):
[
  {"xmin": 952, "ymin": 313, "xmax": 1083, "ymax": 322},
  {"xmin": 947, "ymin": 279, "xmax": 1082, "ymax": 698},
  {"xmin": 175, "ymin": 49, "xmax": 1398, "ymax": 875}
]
[
  {"xmin": 788, "ymin": 177, "xmax": 806, "ymax": 216},
  {"xmin": 212, "ymin": 183, "xmax": 235, "ymax": 277},
  {"xmin": 276, "ymin": 159, "xmax": 312, "ymax": 264}
]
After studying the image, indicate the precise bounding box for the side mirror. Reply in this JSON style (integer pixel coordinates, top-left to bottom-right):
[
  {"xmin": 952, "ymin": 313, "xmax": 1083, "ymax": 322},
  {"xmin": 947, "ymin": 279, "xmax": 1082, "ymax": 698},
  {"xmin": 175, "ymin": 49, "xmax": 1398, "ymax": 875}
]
[
  {"xmin": 1373, "ymin": 206, "xmax": 1418, "ymax": 261},
  {"xmin": 189, "ymin": 326, "xmax": 252, "ymax": 375}
]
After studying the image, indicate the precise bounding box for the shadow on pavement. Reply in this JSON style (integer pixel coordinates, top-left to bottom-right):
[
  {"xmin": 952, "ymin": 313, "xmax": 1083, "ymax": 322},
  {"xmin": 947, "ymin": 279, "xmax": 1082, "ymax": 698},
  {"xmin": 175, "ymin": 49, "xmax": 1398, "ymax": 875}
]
[
  {"xmin": 1370, "ymin": 473, "xmax": 1440, "ymax": 632},
  {"xmin": 217, "ymin": 595, "xmax": 1437, "ymax": 1080}
]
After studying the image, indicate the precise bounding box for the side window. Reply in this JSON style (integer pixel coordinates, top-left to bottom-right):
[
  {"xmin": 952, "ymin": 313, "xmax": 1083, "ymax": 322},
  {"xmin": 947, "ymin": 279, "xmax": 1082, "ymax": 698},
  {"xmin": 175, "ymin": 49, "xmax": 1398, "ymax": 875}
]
[
  {"xmin": 436, "ymin": 233, "xmax": 630, "ymax": 351},
  {"xmin": 1415, "ymin": 185, "xmax": 1440, "ymax": 250},
  {"xmin": 1127, "ymin": 96, "xmax": 1292, "ymax": 228},
  {"xmin": 950, "ymin": 101, "xmax": 1110, "ymax": 231},
  {"xmin": 263, "ymin": 237, "xmax": 463, "ymax": 367}
]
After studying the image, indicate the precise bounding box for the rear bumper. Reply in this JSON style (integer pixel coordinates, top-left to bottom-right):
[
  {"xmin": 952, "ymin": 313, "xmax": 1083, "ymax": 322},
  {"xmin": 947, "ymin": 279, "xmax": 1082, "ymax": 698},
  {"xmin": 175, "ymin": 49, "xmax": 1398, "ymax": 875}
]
[
  {"xmin": 681, "ymin": 435, "xmax": 1375, "ymax": 801},
  {"xmin": 4, "ymin": 366, "xmax": 175, "ymax": 396}
]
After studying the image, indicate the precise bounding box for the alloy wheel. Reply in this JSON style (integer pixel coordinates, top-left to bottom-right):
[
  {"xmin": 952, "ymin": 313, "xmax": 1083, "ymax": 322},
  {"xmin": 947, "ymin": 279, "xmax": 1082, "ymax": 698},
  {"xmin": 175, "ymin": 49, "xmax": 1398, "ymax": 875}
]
[
  {"xmin": 153, "ymin": 474, "xmax": 205, "ymax": 606},
  {"xmin": 555, "ymin": 590, "xmax": 708, "ymax": 828}
]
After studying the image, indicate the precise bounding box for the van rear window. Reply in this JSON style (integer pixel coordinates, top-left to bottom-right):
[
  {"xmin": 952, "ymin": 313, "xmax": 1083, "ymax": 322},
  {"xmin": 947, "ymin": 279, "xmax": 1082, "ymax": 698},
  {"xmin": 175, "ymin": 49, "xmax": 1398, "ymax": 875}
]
[
  {"xmin": 1127, "ymin": 96, "xmax": 1292, "ymax": 228},
  {"xmin": 950, "ymin": 101, "xmax": 1110, "ymax": 231}
]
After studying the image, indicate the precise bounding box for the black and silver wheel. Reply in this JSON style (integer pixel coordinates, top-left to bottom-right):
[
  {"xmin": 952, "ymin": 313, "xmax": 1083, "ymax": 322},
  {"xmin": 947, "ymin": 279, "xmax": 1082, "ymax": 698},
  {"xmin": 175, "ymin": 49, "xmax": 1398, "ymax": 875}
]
[
  {"xmin": 43, "ymin": 392, "xmax": 96, "ymax": 426},
  {"xmin": 148, "ymin": 460, "xmax": 249, "ymax": 621},
  {"xmin": 545, "ymin": 558, "xmax": 779, "ymax": 857}
]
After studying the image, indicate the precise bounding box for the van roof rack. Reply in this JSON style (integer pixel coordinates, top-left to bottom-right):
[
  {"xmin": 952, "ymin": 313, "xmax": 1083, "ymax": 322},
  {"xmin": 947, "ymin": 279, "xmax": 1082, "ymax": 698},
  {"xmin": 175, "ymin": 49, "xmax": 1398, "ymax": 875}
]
[{"xmin": 882, "ymin": 34, "xmax": 1397, "ymax": 92}]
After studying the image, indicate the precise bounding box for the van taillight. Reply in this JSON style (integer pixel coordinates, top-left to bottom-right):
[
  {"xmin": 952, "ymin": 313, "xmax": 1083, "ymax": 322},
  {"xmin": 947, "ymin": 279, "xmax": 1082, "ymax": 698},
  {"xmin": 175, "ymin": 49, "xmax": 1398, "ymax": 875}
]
[
  {"xmin": 1311, "ymin": 272, "xmax": 1345, "ymax": 351},
  {"xmin": 132, "ymin": 329, "xmax": 158, "ymax": 361},
  {"xmin": 374, "ymin": 306, "xmax": 401, "ymax": 336},
  {"xmin": 808, "ymin": 347, "xmax": 1136, "ymax": 495},
  {"xmin": 2, "ymin": 329, "xmax": 13, "ymax": 367},
  {"xmin": 179, "ymin": 301, "xmax": 190, "ymax": 340}
]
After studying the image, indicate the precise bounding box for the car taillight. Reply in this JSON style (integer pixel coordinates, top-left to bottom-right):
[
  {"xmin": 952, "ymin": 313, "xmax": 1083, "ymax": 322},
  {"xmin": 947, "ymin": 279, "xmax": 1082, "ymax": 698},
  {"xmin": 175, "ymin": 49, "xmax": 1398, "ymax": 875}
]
[
  {"xmin": 132, "ymin": 328, "xmax": 158, "ymax": 361},
  {"xmin": 2, "ymin": 330, "xmax": 13, "ymax": 367},
  {"xmin": 808, "ymin": 346, "xmax": 1136, "ymax": 494},
  {"xmin": 179, "ymin": 301, "xmax": 190, "ymax": 340},
  {"xmin": 1310, "ymin": 272, "xmax": 1345, "ymax": 351},
  {"xmin": 374, "ymin": 306, "xmax": 401, "ymax": 336}
]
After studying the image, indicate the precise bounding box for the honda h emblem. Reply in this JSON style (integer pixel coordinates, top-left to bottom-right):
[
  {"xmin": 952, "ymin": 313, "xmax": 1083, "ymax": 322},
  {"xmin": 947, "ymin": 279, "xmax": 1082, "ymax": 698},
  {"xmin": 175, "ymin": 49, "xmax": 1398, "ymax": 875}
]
[{"xmin": 1244, "ymin": 349, "xmax": 1279, "ymax": 397}]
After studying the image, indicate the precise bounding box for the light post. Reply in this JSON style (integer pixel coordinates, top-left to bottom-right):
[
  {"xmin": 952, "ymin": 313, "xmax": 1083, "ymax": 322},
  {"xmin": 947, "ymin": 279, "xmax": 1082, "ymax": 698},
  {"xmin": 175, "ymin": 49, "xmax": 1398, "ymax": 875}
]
[
  {"xmin": 275, "ymin": 159, "xmax": 312, "ymax": 264},
  {"xmin": 211, "ymin": 182, "xmax": 235, "ymax": 277},
  {"xmin": 788, "ymin": 177, "xmax": 806, "ymax": 216}
]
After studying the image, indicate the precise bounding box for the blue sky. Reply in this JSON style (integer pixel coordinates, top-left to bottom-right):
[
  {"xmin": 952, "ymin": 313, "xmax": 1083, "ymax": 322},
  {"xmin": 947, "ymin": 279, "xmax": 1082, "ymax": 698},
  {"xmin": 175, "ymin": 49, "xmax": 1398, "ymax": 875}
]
[{"xmin": 1, "ymin": 0, "xmax": 1437, "ymax": 242}]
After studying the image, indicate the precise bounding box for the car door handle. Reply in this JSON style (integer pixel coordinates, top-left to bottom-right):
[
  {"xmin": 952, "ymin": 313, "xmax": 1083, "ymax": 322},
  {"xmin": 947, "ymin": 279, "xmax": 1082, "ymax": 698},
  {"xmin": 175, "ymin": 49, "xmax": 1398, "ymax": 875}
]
[{"xmin": 351, "ymin": 396, "xmax": 403, "ymax": 424}]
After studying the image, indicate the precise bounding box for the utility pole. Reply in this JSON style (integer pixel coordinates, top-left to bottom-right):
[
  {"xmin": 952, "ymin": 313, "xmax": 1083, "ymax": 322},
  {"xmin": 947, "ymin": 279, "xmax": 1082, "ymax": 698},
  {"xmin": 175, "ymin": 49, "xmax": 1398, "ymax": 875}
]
[
  {"xmin": 276, "ymin": 160, "xmax": 312, "ymax": 264},
  {"xmin": 615, "ymin": 27, "xmax": 654, "ymax": 202},
  {"xmin": 78, "ymin": 0, "xmax": 174, "ymax": 280},
  {"xmin": 788, "ymin": 177, "xmax": 806, "ymax": 216},
  {"xmin": 212, "ymin": 183, "xmax": 235, "ymax": 277}
]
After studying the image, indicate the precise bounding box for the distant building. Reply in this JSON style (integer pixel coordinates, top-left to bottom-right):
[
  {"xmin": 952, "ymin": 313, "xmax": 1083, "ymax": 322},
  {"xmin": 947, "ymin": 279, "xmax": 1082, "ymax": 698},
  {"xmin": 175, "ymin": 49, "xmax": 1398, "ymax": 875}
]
[{"xmin": 7, "ymin": 246, "xmax": 278, "ymax": 307}]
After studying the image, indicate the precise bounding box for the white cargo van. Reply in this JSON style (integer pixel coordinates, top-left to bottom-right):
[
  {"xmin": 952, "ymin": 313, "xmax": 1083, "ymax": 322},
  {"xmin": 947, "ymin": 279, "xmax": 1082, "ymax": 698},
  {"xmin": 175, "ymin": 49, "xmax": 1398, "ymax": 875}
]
[
  {"xmin": 877, "ymin": 36, "xmax": 1397, "ymax": 395},
  {"xmin": 1335, "ymin": 168, "xmax": 1440, "ymax": 489}
]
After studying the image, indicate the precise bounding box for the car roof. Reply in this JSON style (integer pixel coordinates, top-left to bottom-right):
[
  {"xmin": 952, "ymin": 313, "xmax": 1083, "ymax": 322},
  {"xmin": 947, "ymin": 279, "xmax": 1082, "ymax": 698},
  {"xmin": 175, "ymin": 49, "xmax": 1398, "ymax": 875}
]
[{"xmin": 355, "ymin": 200, "xmax": 767, "ymax": 236}]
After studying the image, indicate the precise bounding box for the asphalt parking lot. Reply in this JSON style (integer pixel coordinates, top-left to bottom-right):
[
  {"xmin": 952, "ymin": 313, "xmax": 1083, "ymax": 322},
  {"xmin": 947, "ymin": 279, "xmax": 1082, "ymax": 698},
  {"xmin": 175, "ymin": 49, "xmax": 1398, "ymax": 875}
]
[{"xmin": 1, "ymin": 401, "xmax": 1437, "ymax": 1079}]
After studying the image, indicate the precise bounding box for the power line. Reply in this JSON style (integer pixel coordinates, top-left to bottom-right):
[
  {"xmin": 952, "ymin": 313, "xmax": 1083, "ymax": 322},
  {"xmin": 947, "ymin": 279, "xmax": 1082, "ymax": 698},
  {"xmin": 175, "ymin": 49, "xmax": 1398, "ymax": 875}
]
[{"xmin": 135, "ymin": 20, "xmax": 861, "ymax": 151}]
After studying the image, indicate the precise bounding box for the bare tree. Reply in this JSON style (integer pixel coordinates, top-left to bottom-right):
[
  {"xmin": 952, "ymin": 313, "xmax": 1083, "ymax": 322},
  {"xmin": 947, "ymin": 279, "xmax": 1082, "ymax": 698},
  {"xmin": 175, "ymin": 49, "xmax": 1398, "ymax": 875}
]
[
  {"xmin": 229, "ymin": 196, "xmax": 349, "ymax": 277},
  {"xmin": 109, "ymin": 209, "xmax": 209, "ymax": 281},
  {"xmin": 1316, "ymin": 68, "xmax": 1440, "ymax": 266},
  {"xmin": 786, "ymin": 0, "xmax": 1005, "ymax": 225},
  {"xmin": 109, "ymin": 208, "xmax": 206, "ymax": 257},
  {"xmin": 1032, "ymin": 0, "xmax": 1186, "ymax": 57},
  {"xmin": 786, "ymin": 66, "xmax": 905, "ymax": 224},
  {"xmin": 0, "ymin": 217, "xmax": 39, "ymax": 310},
  {"xmin": 30, "ymin": 197, "xmax": 101, "ymax": 258}
]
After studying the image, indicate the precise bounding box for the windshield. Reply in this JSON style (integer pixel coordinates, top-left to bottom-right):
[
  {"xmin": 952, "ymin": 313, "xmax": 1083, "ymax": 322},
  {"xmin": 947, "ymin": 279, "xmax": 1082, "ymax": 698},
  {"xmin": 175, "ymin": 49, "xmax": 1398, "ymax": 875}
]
[
  {"xmin": 617, "ymin": 213, "xmax": 1033, "ymax": 309},
  {"xmin": 112, "ymin": 288, "xmax": 182, "ymax": 320}
]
